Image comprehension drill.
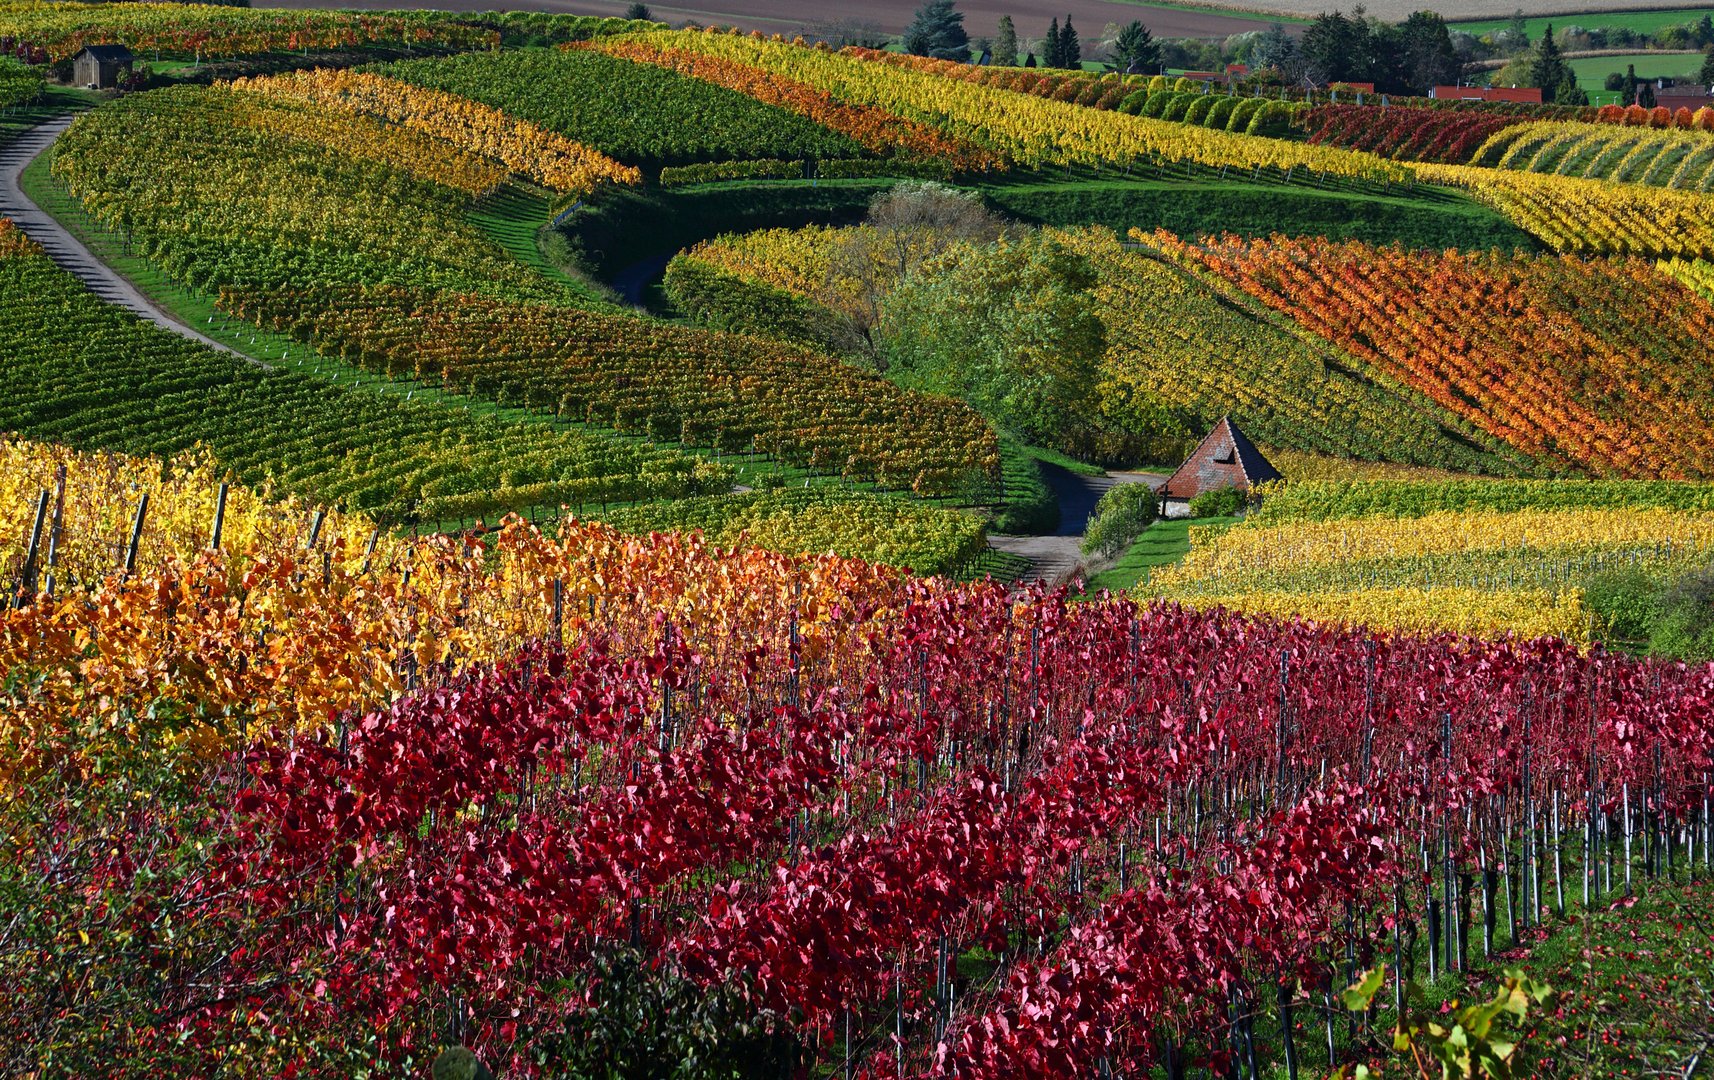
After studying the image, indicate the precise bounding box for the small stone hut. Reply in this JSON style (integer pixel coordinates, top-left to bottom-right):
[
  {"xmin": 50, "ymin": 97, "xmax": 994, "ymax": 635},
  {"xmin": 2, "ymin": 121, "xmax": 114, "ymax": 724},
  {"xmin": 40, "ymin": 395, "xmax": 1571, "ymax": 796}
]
[
  {"xmin": 1159, "ymin": 416, "xmax": 1282, "ymax": 518},
  {"xmin": 72, "ymin": 45, "xmax": 134, "ymax": 91}
]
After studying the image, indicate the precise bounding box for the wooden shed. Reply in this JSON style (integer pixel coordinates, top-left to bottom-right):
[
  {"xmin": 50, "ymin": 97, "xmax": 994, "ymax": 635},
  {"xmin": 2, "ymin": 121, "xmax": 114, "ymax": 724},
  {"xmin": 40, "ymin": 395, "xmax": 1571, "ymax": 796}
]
[
  {"xmin": 1159, "ymin": 417, "xmax": 1282, "ymax": 517},
  {"xmin": 72, "ymin": 45, "xmax": 134, "ymax": 91}
]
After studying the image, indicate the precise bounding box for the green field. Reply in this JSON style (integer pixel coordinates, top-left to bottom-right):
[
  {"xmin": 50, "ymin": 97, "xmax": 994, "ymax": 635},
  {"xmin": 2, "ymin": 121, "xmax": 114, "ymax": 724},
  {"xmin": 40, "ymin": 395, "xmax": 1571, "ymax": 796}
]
[
  {"xmin": 1569, "ymin": 50, "xmax": 1705, "ymax": 98},
  {"xmin": 1452, "ymin": 8, "xmax": 1714, "ymax": 36}
]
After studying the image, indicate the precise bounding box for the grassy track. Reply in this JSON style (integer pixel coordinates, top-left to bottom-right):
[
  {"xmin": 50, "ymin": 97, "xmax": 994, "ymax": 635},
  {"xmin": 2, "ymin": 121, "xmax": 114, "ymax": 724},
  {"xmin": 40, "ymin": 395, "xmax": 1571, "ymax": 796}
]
[
  {"xmin": 570, "ymin": 175, "xmax": 1538, "ymax": 290},
  {"xmin": 466, "ymin": 185, "xmax": 624, "ymax": 310},
  {"xmin": 1085, "ymin": 516, "xmax": 1230, "ymax": 593}
]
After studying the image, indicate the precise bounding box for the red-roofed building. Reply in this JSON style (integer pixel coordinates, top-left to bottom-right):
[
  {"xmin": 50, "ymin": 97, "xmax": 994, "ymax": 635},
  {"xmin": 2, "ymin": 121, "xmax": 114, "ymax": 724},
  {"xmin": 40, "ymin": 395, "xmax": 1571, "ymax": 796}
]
[
  {"xmin": 1159, "ymin": 417, "xmax": 1283, "ymax": 517},
  {"xmin": 1658, "ymin": 88, "xmax": 1714, "ymax": 111},
  {"xmin": 1430, "ymin": 85, "xmax": 1543, "ymax": 104}
]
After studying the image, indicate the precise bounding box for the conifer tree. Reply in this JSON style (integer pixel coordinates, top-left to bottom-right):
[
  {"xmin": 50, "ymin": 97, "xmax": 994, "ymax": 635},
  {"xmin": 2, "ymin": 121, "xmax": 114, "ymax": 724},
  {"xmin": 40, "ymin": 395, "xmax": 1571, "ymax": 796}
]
[{"xmin": 993, "ymin": 15, "xmax": 1018, "ymax": 66}]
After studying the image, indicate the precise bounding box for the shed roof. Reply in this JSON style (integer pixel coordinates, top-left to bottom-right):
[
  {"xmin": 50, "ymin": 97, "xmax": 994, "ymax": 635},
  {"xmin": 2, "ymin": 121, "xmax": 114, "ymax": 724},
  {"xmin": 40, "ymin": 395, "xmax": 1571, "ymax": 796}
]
[
  {"xmin": 74, "ymin": 44, "xmax": 134, "ymax": 62},
  {"xmin": 1160, "ymin": 416, "xmax": 1282, "ymax": 501}
]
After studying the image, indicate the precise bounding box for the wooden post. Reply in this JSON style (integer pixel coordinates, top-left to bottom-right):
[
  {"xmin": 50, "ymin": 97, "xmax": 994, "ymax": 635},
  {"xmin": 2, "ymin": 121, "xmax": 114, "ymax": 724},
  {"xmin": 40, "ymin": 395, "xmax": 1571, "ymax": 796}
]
[
  {"xmin": 210, "ymin": 481, "xmax": 228, "ymax": 551},
  {"xmin": 42, "ymin": 467, "xmax": 65, "ymax": 600},
  {"xmin": 1278, "ymin": 978, "xmax": 1299, "ymax": 1080},
  {"xmin": 123, "ymin": 492, "xmax": 149, "ymax": 576},
  {"xmin": 360, "ymin": 527, "xmax": 380, "ymax": 575},
  {"xmin": 1552, "ymin": 790, "xmax": 1565, "ymax": 916},
  {"xmin": 13, "ymin": 489, "xmax": 49, "ymax": 608},
  {"xmin": 304, "ymin": 508, "xmax": 326, "ymax": 550}
]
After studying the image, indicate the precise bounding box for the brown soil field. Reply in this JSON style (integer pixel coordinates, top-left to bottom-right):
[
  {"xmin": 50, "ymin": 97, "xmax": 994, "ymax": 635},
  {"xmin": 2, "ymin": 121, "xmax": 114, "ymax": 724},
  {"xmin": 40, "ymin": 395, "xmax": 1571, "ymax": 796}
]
[{"xmin": 267, "ymin": 0, "xmax": 1291, "ymax": 45}]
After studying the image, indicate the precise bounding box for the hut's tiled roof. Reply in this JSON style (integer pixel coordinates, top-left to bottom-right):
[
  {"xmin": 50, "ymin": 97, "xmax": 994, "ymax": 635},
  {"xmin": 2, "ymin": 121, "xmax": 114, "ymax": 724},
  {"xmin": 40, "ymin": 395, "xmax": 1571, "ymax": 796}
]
[{"xmin": 1160, "ymin": 416, "xmax": 1282, "ymax": 501}]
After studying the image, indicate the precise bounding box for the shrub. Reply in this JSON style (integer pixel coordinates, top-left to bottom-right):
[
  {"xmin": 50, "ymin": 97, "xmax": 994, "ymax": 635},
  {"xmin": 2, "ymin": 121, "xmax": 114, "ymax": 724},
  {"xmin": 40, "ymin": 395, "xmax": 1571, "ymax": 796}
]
[
  {"xmin": 1147, "ymin": 74, "xmax": 1170, "ymax": 93},
  {"xmin": 1245, "ymin": 101, "xmax": 1293, "ymax": 137},
  {"xmin": 1188, "ymin": 485, "xmax": 1246, "ymax": 518},
  {"xmin": 1172, "ymin": 76, "xmax": 1197, "ymax": 92},
  {"xmin": 1581, "ymin": 566, "xmax": 1662, "ymax": 645},
  {"xmin": 1162, "ymin": 92, "xmax": 1198, "ymax": 122},
  {"xmin": 1226, "ymin": 98, "xmax": 1265, "ymax": 133},
  {"xmin": 1205, "ymin": 96, "xmax": 1238, "ymax": 129},
  {"xmin": 1140, "ymin": 89, "xmax": 1179, "ymax": 118},
  {"xmin": 1081, "ymin": 481, "xmax": 1160, "ymax": 557},
  {"xmin": 1649, "ymin": 563, "xmax": 1714, "ymax": 659},
  {"xmin": 1183, "ymin": 95, "xmax": 1216, "ymax": 125},
  {"xmin": 1118, "ymin": 89, "xmax": 1149, "ymax": 114}
]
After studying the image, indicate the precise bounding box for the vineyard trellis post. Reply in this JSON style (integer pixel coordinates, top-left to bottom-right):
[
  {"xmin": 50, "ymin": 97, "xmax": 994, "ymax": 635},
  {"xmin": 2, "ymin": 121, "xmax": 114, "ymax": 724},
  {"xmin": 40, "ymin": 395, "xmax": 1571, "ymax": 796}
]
[
  {"xmin": 11, "ymin": 489, "xmax": 48, "ymax": 609},
  {"xmin": 42, "ymin": 466, "xmax": 65, "ymax": 600},
  {"xmin": 1441, "ymin": 710, "xmax": 1456, "ymax": 974},
  {"xmin": 122, "ymin": 491, "xmax": 148, "ymax": 577},
  {"xmin": 210, "ymin": 481, "xmax": 228, "ymax": 551}
]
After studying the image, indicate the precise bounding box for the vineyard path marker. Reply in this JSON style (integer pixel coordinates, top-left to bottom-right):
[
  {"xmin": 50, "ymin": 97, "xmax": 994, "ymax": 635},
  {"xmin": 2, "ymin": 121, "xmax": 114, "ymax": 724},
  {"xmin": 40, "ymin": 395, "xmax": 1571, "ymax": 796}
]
[{"xmin": 0, "ymin": 115, "xmax": 259, "ymax": 365}]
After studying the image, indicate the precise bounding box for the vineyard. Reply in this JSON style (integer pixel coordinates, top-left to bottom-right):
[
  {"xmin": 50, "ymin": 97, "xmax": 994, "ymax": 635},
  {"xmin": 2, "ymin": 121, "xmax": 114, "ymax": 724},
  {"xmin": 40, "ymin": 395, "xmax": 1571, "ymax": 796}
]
[
  {"xmin": 0, "ymin": 0, "xmax": 498, "ymax": 61},
  {"xmin": 7, "ymin": 14, "xmax": 1714, "ymax": 1077},
  {"xmin": 222, "ymin": 283, "xmax": 998, "ymax": 495},
  {"xmin": 231, "ymin": 68, "xmax": 641, "ymax": 197},
  {"xmin": 0, "ymin": 220, "xmax": 722, "ymax": 523},
  {"xmin": 673, "ymin": 224, "xmax": 1534, "ymax": 476},
  {"xmin": 374, "ymin": 48, "xmax": 875, "ymax": 172},
  {"xmin": 0, "ymin": 53, "xmax": 40, "ymax": 108},
  {"xmin": 1142, "ymin": 503, "xmax": 1714, "ymax": 640},
  {"xmin": 1144, "ymin": 231, "xmax": 1714, "ymax": 478},
  {"xmin": 597, "ymin": 486, "xmax": 991, "ymax": 576},
  {"xmin": 1476, "ymin": 119, "xmax": 1714, "ymax": 189},
  {"xmin": 50, "ymin": 86, "xmax": 576, "ymax": 301},
  {"xmin": 3, "ymin": 470, "xmax": 1713, "ymax": 1074},
  {"xmin": 595, "ymin": 30, "xmax": 1408, "ymax": 182},
  {"xmin": 1302, "ymin": 103, "xmax": 1527, "ymax": 164}
]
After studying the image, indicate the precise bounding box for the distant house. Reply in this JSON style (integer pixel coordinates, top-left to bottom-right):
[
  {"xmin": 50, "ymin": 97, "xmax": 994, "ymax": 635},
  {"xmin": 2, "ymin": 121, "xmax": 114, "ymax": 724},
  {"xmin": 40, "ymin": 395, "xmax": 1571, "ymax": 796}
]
[
  {"xmin": 72, "ymin": 45, "xmax": 133, "ymax": 91},
  {"xmin": 1159, "ymin": 417, "xmax": 1282, "ymax": 518},
  {"xmin": 1430, "ymin": 85, "xmax": 1543, "ymax": 104}
]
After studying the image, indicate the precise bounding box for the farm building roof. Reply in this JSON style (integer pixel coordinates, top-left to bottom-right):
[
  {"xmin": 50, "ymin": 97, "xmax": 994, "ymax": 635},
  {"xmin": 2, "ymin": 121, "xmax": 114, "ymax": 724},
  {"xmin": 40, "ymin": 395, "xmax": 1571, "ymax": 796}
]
[
  {"xmin": 1160, "ymin": 417, "xmax": 1282, "ymax": 502},
  {"xmin": 1430, "ymin": 85, "xmax": 1542, "ymax": 103},
  {"xmin": 74, "ymin": 44, "xmax": 134, "ymax": 61}
]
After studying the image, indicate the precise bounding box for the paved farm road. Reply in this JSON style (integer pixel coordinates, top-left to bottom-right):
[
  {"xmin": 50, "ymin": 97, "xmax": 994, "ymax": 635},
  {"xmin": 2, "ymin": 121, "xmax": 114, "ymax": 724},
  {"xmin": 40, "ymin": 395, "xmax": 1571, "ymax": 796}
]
[
  {"xmin": 0, "ymin": 116, "xmax": 246, "ymax": 360},
  {"xmin": 988, "ymin": 464, "xmax": 1163, "ymax": 586}
]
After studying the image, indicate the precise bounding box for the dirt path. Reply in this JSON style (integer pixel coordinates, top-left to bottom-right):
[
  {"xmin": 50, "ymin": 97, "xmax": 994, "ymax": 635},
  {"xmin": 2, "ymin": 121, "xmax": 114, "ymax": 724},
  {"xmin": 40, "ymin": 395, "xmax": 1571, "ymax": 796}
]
[
  {"xmin": 0, "ymin": 117, "xmax": 246, "ymax": 360},
  {"xmin": 988, "ymin": 464, "xmax": 1163, "ymax": 585}
]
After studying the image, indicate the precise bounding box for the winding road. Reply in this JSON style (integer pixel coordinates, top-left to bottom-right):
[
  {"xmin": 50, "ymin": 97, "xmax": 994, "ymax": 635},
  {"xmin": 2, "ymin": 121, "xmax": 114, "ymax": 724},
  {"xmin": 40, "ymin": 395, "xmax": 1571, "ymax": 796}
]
[
  {"xmin": 0, "ymin": 116, "xmax": 243, "ymax": 359},
  {"xmin": 989, "ymin": 464, "xmax": 1163, "ymax": 585}
]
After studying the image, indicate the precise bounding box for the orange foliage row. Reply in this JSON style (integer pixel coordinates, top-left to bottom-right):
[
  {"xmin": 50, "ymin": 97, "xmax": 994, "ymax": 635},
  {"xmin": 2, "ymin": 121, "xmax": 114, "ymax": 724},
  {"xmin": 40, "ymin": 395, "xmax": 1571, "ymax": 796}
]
[
  {"xmin": 0, "ymin": 515, "xmax": 925, "ymax": 779},
  {"xmin": 852, "ymin": 49, "xmax": 1132, "ymax": 109},
  {"xmin": 1142, "ymin": 230, "xmax": 1714, "ymax": 480},
  {"xmin": 586, "ymin": 38, "xmax": 1006, "ymax": 172},
  {"xmin": 1594, "ymin": 102, "xmax": 1714, "ymax": 131}
]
